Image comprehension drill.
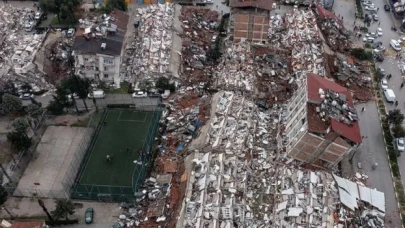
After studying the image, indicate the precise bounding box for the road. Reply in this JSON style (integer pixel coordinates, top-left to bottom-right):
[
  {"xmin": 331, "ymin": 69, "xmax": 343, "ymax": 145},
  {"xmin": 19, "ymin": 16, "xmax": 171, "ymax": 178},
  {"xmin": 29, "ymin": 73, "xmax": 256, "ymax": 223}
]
[{"xmin": 334, "ymin": 0, "xmax": 402, "ymax": 226}]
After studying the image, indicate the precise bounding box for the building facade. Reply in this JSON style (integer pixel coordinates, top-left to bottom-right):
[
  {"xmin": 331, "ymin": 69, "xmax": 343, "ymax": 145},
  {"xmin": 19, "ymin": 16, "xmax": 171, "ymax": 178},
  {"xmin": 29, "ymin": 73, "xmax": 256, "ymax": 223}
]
[{"xmin": 280, "ymin": 73, "xmax": 362, "ymax": 169}]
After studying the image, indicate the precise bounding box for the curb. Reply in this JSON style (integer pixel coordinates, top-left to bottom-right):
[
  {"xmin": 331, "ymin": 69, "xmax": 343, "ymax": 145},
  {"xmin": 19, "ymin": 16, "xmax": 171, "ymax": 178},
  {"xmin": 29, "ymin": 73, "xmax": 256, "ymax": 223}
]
[{"xmin": 370, "ymin": 64, "xmax": 405, "ymax": 226}]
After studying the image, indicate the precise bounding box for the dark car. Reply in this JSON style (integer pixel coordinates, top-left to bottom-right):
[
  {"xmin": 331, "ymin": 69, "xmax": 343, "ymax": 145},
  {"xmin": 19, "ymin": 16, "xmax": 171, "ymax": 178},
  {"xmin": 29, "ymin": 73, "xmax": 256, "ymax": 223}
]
[
  {"xmin": 85, "ymin": 208, "xmax": 94, "ymax": 224},
  {"xmin": 372, "ymin": 41, "xmax": 382, "ymax": 49},
  {"xmin": 384, "ymin": 4, "xmax": 390, "ymax": 11},
  {"xmin": 111, "ymin": 222, "xmax": 125, "ymax": 228},
  {"xmin": 255, "ymin": 100, "xmax": 269, "ymax": 110},
  {"xmin": 374, "ymin": 53, "xmax": 384, "ymax": 62}
]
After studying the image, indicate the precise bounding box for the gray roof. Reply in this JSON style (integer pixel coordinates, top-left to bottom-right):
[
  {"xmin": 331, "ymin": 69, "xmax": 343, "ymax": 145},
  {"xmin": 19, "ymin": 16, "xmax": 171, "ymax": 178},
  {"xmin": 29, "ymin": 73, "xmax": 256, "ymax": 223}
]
[{"xmin": 72, "ymin": 33, "xmax": 125, "ymax": 56}]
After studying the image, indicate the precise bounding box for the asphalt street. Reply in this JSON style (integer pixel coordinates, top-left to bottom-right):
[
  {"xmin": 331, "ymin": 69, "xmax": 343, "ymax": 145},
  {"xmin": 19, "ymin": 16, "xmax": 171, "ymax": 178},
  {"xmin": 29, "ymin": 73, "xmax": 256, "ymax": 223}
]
[{"xmin": 334, "ymin": 0, "xmax": 402, "ymax": 226}]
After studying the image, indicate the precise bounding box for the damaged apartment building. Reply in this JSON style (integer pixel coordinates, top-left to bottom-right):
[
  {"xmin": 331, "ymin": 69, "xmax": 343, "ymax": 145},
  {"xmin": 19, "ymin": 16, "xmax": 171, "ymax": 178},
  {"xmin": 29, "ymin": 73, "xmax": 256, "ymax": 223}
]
[
  {"xmin": 229, "ymin": 0, "xmax": 272, "ymax": 43},
  {"xmin": 72, "ymin": 10, "xmax": 129, "ymax": 87},
  {"xmin": 181, "ymin": 91, "xmax": 383, "ymax": 227}
]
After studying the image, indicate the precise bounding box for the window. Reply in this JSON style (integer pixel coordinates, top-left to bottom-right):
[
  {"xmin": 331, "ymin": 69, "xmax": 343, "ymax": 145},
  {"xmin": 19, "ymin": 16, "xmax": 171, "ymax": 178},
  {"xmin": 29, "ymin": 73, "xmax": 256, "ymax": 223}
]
[
  {"xmin": 96, "ymin": 67, "xmax": 99, "ymax": 71},
  {"xmin": 103, "ymin": 58, "xmax": 114, "ymax": 65},
  {"xmin": 104, "ymin": 67, "xmax": 109, "ymax": 71},
  {"xmin": 95, "ymin": 74, "xmax": 99, "ymax": 78},
  {"xmin": 84, "ymin": 58, "xmax": 89, "ymax": 62},
  {"xmin": 104, "ymin": 74, "xmax": 109, "ymax": 78},
  {"xmin": 301, "ymin": 118, "xmax": 306, "ymax": 124}
]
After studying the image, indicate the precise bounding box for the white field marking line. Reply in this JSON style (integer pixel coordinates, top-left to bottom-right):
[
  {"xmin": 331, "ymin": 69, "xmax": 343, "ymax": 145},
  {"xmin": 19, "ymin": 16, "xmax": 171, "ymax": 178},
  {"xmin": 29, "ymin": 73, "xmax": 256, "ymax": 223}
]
[
  {"xmin": 79, "ymin": 110, "xmax": 109, "ymax": 183},
  {"xmin": 117, "ymin": 111, "xmax": 147, "ymax": 122}
]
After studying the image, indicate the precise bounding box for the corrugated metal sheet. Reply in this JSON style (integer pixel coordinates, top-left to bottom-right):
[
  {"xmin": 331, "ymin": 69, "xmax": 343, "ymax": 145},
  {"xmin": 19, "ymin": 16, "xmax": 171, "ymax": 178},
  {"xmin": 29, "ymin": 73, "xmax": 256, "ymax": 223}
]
[
  {"xmin": 145, "ymin": 0, "xmax": 151, "ymax": 4},
  {"xmin": 151, "ymin": 0, "xmax": 157, "ymax": 4},
  {"xmin": 138, "ymin": 0, "xmax": 144, "ymax": 4},
  {"xmin": 158, "ymin": 0, "xmax": 164, "ymax": 4}
]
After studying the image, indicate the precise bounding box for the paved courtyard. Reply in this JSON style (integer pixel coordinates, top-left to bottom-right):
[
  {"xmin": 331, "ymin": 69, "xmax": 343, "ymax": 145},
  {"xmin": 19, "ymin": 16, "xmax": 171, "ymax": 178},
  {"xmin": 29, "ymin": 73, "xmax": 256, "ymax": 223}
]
[{"xmin": 14, "ymin": 126, "xmax": 85, "ymax": 198}]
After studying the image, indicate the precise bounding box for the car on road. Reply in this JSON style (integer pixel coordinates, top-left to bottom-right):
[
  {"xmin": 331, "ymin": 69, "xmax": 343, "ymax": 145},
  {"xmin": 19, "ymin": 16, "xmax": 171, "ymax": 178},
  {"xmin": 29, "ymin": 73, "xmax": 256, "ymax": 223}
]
[
  {"xmin": 383, "ymin": 88, "xmax": 396, "ymax": 103},
  {"xmin": 363, "ymin": 37, "xmax": 375, "ymax": 43},
  {"xmin": 390, "ymin": 39, "xmax": 402, "ymax": 51},
  {"xmin": 24, "ymin": 21, "xmax": 35, "ymax": 32},
  {"xmin": 380, "ymin": 78, "xmax": 388, "ymax": 90},
  {"xmin": 365, "ymin": 6, "xmax": 377, "ymax": 12},
  {"xmin": 365, "ymin": 32, "xmax": 378, "ymax": 38},
  {"xmin": 372, "ymin": 41, "xmax": 385, "ymax": 52},
  {"xmin": 384, "ymin": 4, "xmax": 390, "ymax": 11},
  {"xmin": 394, "ymin": 138, "xmax": 405, "ymax": 152},
  {"xmin": 85, "ymin": 208, "xmax": 94, "ymax": 224},
  {"xmin": 132, "ymin": 91, "xmax": 148, "ymax": 98}
]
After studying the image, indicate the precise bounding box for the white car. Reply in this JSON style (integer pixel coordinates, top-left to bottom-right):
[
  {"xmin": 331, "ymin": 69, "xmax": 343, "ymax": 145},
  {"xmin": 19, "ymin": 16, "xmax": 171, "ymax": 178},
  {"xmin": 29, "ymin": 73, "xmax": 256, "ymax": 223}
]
[
  {"xmin": 67, "ymin": 28, "xmax": 75, "ymax": 37},
  {"xmin": 362, "ymin": 0, "xmax": 374, "ymax": 6},
  {"xmin": 365, "ymin": 6, "xmax": 378, "ymax": 11},
  {"xmin": 132, "ymin": 91, "xmax": 148, "ymax": 98},
  {"xmin": 390, "ymin": 39, "xmax": 402, "ymax": 51},
  {"xmin": 20, "ymin": 93, "xmax": 34, "ymax": 100},
  {"xmin": 394, "ymin": 138, "xmax": 405, "ymax": 152},
  {"xmin": 380, "ymin": 78, "xmax": 388, "ymax": 90},
  {"xmin": 377, "ymin": 28, "xmax": 383, "ymax": 36},
  {"xmin": 34, "ymin": 12, "xmax": 43, "ymax": 20}
]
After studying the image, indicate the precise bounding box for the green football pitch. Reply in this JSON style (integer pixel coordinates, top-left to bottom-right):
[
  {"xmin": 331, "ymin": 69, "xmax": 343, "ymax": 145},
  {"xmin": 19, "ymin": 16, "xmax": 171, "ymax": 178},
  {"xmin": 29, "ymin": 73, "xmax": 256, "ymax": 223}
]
[{"xmin": 78, "ymin": 109, "xmax": 153, "ymax": 187}]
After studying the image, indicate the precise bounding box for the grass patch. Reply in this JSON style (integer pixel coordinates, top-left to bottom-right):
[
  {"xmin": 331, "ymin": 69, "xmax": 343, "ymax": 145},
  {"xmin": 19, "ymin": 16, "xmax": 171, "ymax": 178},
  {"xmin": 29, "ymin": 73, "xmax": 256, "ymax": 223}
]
[
  {"xmin": 105, "ymin": 82, "xmax": 130, "ymax": 94},
  {"xmin": 50, "ymin": 16, "xmax": 60, "ymax": 26}
]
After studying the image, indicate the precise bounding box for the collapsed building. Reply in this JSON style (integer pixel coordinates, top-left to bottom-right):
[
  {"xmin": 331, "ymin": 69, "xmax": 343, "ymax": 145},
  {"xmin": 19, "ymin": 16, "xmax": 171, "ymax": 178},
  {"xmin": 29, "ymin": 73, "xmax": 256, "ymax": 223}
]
[
  {"xmin": 0, "ymin": 5, "xmax": 53, "ymax": 92},
  {"xmin": 72, "ymin": 9, "xmax": 129, "ymax": 87}
]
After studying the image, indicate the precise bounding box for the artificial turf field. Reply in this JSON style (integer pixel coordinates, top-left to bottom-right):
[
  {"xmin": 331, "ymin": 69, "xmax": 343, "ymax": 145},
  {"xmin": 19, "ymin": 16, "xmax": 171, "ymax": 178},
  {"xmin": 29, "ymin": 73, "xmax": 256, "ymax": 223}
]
[{"xmin": 78, "ymin": 109, "xmax": 153, "ymax": 187}]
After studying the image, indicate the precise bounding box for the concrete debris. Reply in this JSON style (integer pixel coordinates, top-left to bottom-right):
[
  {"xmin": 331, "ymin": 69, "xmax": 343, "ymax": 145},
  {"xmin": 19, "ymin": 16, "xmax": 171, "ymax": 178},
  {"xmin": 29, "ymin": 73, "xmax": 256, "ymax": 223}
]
[
  {"xmin": 269, "ymin": 9, "xmax": 326, "ymax": 78},
  {"xmin": 181, "ymin": 7, "xmax": 219, "ymax": 85},
  {"xmin": 0, "ymin": 5, "xmax": 53, "ymax": 92},
  {"xmin": 123, "ymin": 4, "xmax": 175, "ymax": 82}
]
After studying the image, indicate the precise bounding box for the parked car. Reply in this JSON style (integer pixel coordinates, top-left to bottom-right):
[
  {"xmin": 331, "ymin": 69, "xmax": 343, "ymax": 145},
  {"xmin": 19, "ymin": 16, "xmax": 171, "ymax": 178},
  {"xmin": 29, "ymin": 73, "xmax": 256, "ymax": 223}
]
[
  {"xmin": 365, "ymin": 32, "xmax": 378, "ymax": 38},
  {"xmin": 88, "ymin": 90, "xmax": 106, "ymax": 99},
  {"xmin": 111, "ymin": 222, "xmax": 125, "ymax": 228},
  {"xmin": 390, "ymin": 39, "xmax": 402, "ymax": 51},
  {"xmin": 148, "ymin": 92, "xmax": 161, "ymax": 98},
  {"xmin": 85, "ymin": 208, "xmax": 94, "ymax": 224},
  {"xmin": 132, "ymin": 91, "xmax": 148, "ymax": 98},
  {"xmin": 376, "ymin": 27, "xmax": 383, "ymax": 36},
  {"xmin": 34, "ymin": 11, "xmax": 43, "ymax": 21},
  {"xmin": 20, "ymin": 93, "xmax": 34, "ymax": 100},
  {"xmin": 24, "ymin": 21, "xmax": 35, "ymax": 32},
  {"xmin": 365, "ymin": 6, "xmax": 378, "ymax": 12},
  {"xmin": 394, "ymin": 138, "xmax": 405, "ymax": 152},
  {"xmin": 372, "ymin": 14, "xmax": 379, "ymax": 21},
  {"xmin": 67, "ymin": 28, "xmax": 75, "ymax": 37},
  {"xmin": 374, "ymin": 53, "xmax": 384, "ymax": 62},
  {"xmin": 383, "ymin": 88, "xmax": 395, "ymax": 103},
  {"xmin": 161, "ymin": 90, "xmax": 171, "ymax": 99},
  {"xmin": 363, "ymin": 37, "xmax": 375, "ymax": 43},
  {"xmin": 380, "ymin": 78, "xmax": 388, "ymax": 90},
  {"xmin": 384, "ymin": 4, "xmax": 390, "ymax": 11}
]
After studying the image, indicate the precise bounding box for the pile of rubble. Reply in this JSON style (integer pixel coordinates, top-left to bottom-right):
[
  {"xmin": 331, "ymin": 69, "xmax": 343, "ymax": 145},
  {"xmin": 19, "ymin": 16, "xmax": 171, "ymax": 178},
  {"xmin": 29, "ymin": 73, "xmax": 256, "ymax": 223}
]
[
  {"xmin": 269, "ymin": 9, "xmax": 326, "ymax": 78},
  {"xmin": 0, "ymin": 5, "xmax": 52, "ymax": 91},
  {"xmin": 180, "ymin": 7, "xmax": 219, "ymax": 85},
  {"xmin": 124, "ymin": 4, "xmax": 175, "ymax": 82},
  {"xmin": 314, "ymin": 4, "xmax": 351, "ymax": 53}
]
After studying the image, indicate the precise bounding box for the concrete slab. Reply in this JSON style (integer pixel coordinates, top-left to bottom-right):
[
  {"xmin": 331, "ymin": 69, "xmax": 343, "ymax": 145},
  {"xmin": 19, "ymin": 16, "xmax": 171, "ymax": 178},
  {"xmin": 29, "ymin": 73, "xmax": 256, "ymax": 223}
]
[{"xmin": 15, "ymin": 126, "xmax": 86, "ymax": 198}]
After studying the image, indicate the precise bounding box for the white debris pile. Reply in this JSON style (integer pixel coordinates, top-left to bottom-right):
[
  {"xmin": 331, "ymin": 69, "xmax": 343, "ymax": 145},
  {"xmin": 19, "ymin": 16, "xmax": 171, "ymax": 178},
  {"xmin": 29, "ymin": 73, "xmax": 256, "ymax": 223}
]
[
  {"xmin": 0, "ymin": 5, "xmax": 52, "ymax": 91},
  {"xmin": 129, "ymin": 4, "xmax": 174, "ymax": 80},
  {"xmin": 267, "ymin": 13, "xmax": 284, "ymax": 38},
  {"xmin": 269, "ymin": 9, "xmax": 326, "ymax": 78},
  {"xmin": 215, "ymin": 43, "xmax": 254, "ymax": 91}
]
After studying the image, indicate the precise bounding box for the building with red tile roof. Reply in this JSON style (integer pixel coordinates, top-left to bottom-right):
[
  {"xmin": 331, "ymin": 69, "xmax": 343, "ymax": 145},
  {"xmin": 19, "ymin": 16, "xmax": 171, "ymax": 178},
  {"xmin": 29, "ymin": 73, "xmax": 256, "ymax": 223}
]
[{"xmin": 280, "ymin": 73, "xmax": 361, "ymax": 169}]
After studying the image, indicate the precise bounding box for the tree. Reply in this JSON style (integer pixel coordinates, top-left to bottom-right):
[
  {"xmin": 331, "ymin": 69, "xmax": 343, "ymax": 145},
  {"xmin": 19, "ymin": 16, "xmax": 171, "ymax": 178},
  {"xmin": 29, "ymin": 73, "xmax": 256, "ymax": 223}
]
[
  {"xmin": 39, "ymin": 0, "xmax": 81, "ymax": 24},
  {"xmin": 1, "ymin": 94, "xmax": 22, "ymax": 115},
  {"xmin": 388, "ymin": 109, "xmax": 404, "ymax": 126},
  {"xmin": 155, "ymin": 77, "xmax": 175, "ymax": 92},
  {"xmin": 139, "ymin": 80, "xmax": 153, "ymax": 92},
  {"xmin": 392, "ymin": 124, "xmax": 405, "ymax": 138},
  {"xmin": 12, "ymin": 118, "xmax": 29, "ymax": 135},
  {"xmin": 27, "ymin": 104, "xmax": 43, "ymax": 124},
  {"xmin": 106, "ymin": 0, "xmax": 127, "ymax": 11},
  {"xmin": 7, "ymin": 131, "xmax": 31, "ymax": 153},
  {"xmin": 63, "ymin": 75, "xmax": 91, "ymax": 112},
  {"xmin": 47, "ymin": 100, "xmax": 65, "ymax": 115},
  {"xmin": 0, "ymin": 186, "xmax": 13, "ymax": 219},
  {"xmin": 38, "ymin": 199, "xmax": 54, "ymax": 223},
  {"xmin": 51, "ymin": 199, "xmax": 75, "ymax": 221},
  {"xmin": 350, "ymin": 48, "xmax": 372, "ymax": 61}
]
